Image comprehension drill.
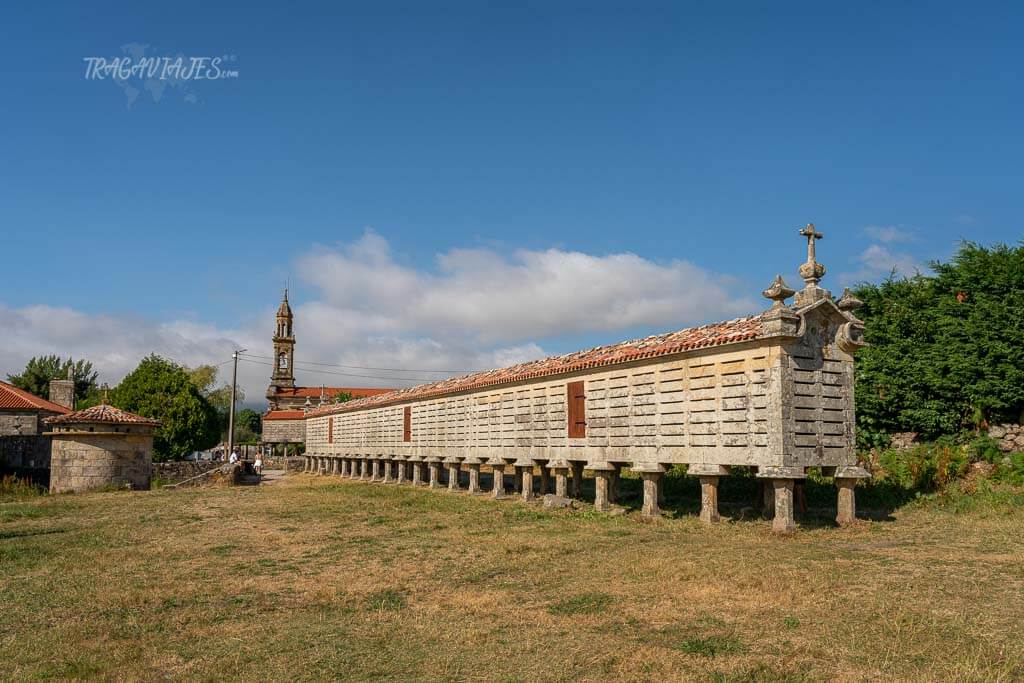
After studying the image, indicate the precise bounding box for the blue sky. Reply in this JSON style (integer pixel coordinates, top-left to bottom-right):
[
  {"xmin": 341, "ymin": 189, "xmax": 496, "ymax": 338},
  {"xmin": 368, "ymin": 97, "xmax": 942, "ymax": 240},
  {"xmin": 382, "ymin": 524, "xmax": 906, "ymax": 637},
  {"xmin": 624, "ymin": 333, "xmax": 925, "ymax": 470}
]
[{"xmin": 1, "ymin": 1, "xmax": 1022, "ymax": 403}]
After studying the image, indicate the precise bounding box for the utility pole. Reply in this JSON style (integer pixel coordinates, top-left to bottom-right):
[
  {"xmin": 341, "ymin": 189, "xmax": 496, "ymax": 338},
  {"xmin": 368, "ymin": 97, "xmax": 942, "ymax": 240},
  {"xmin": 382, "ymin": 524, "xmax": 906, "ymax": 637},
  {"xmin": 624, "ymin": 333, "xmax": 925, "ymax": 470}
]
[{"xmin": 227, "ymin": 349, "xmax": 246, "ymax": 461}]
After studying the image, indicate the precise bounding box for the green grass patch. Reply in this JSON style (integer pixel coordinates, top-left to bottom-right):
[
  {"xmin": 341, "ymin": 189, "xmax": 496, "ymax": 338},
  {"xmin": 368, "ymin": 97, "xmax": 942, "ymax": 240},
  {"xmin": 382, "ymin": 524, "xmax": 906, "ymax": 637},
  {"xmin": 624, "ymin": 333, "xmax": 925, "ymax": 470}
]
[{"xmin": 547, "ymin": 592, "xmax": 613, "ymax": 616}]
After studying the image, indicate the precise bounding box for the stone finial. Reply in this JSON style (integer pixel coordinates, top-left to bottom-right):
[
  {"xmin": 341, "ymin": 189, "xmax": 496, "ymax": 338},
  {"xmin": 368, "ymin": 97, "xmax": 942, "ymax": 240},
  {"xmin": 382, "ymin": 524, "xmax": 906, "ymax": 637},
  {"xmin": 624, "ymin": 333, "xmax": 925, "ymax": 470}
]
[
  {"xmin": 836, "ymin": 288, "xmax": 864, "ymax": 313},
  {"xmin": 761, "ymin": 274, "xmax": 800, "ymax": 337},
  {"xmin": 762, "ymin": 274, "xmax": 795, "ymax": 309},
  {"xmin": 794, "ymin": 223, "xmax": 832, "ymax": 308}
]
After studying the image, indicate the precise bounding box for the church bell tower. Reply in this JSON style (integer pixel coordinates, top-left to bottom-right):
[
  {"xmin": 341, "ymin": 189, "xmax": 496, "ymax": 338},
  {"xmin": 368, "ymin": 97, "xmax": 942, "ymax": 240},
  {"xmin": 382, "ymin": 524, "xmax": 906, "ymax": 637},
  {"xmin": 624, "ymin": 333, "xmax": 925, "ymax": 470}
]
[{"xmin": 267, "ymin": 289, "xmax": 295, "ymax": 405}]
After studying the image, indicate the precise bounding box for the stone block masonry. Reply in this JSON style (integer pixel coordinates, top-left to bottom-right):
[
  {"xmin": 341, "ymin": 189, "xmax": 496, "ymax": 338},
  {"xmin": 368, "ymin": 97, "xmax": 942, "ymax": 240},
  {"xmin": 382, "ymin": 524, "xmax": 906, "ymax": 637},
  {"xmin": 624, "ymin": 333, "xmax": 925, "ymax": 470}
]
[{"xmin": 302, "ymin": 228, "xmax": 872, "ymax": 532}]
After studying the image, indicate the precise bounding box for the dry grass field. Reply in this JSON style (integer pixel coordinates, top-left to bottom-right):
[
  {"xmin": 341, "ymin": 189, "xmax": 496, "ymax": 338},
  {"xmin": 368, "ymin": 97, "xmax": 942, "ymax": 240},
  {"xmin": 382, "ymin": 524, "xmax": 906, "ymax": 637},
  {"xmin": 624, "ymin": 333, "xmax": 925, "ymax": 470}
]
[{"xmin": 2, "ymin": 473, "xmax": 1023, "ymax": 682}]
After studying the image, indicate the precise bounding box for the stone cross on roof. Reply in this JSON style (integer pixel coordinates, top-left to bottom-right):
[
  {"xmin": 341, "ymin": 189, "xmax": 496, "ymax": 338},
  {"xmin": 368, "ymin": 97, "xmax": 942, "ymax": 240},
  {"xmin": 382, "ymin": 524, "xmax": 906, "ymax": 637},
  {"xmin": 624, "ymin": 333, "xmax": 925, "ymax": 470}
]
[
  {"xmin": 795, "ymin": 222, "xmax": 829, "ymax": 307},
  {"xmin": 799, "ymin": 223, "xmax": 823, "ymax": 265}
]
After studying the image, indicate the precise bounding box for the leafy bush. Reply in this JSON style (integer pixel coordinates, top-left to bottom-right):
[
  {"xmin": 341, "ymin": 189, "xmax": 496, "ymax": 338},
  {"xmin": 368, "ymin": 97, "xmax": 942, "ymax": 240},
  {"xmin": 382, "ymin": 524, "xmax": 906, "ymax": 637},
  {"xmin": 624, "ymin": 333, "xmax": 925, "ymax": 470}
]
[
  {"xmin": 875, "ymin": 442, "xmax": 969, "ymax": 492},
  {"xmin": 0, "ymin": 475, "xmax": 45, "ymax": 502}
]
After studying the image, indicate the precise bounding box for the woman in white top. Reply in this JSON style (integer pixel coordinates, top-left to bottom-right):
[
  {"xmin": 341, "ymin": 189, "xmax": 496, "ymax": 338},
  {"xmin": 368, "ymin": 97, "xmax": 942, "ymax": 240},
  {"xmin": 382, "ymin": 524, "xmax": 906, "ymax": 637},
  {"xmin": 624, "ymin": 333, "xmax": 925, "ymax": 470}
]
[{"xmin": 254, "ymin": 457, "xmax": 263, "ymax": 475}]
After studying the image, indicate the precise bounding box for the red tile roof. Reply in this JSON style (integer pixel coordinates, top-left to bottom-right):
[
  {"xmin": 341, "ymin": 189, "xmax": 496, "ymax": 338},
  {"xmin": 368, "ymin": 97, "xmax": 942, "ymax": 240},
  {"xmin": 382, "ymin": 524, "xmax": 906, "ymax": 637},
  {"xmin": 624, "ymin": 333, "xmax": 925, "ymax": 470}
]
[
  {"xmin": 263, "ymin": 410, "xmax": 306, "ymax": 421},
  {"xmin": 0, "ymin": 380, "xmax": 71, "ymax": 414},
  {"xmin": 309, "ymin": 314, "xmax": 767, "ymax": 418},
  {"xmin": 274, "ymin": 387, "xmax": 393, "ymax": 399},
  {"xmin": 45, "ymin": 403, "xmax": 162, "ymax": 427}
]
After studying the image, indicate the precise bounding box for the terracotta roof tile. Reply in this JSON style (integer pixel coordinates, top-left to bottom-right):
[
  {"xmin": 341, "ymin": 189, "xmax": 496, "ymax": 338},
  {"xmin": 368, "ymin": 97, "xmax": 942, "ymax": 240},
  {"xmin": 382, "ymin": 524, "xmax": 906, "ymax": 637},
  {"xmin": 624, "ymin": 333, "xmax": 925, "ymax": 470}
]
[
  {"xmin": 310, "ymin": 314, "xmax": 766, "ymax": 418},
  {"xmin": 0, "ymin": 380, "xmax": 71, "ymax": 414},
  {"xmin": 45, "ymin": 403, "xmax": 162, "ymax": 426},
  {"xmin": 263, "ymin": 410, "xmax": 306, "ymax": 420},
  {"xmin": 274, "ymin": 387, "xmax": 393, "ymax": 399}
]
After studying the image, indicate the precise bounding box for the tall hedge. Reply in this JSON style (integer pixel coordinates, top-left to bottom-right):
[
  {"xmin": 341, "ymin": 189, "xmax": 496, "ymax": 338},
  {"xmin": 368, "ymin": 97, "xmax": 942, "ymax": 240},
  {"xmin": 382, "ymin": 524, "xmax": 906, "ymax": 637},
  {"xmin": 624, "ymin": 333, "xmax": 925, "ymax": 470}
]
[{"xmin": 854, "ymin": 241, "xmax": 1024, "ymax": 448}]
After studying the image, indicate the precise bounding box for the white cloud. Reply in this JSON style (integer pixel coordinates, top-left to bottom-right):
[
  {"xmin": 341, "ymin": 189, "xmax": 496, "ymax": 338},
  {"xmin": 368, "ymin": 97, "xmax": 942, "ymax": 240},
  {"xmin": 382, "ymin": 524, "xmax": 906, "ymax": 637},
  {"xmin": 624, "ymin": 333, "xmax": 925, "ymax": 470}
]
[
  {"xmin": 839, "ymin": 243, "xmax": 924, "ymax": 285},
  {"xmin": 1, "ymin": 231, "xmax": 756, "ymax": 407},
  {"xmin": 863, "ymin": 225, "xmax": 915, "ymax": 243}
]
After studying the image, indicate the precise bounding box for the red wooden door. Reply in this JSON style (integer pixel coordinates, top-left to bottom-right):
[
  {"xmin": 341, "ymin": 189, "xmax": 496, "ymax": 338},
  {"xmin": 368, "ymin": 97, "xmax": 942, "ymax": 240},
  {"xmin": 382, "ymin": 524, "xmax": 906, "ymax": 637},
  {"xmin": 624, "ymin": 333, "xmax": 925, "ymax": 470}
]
[{"xmin": 566, "ymin": 381, "xmax": 586, "ymax": 438}]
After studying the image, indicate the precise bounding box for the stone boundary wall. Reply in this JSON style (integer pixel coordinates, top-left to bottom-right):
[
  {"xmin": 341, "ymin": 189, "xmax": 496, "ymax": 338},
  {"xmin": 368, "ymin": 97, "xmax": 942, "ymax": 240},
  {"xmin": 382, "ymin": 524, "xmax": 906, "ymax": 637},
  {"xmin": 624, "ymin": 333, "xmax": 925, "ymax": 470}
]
[
  {"xmin": 988, "ymin": 424, "xmax": 1024, "ymax": 453},
  {"xmin": 153, "ymin": 461, "xmax": 222, "ymax": 484},
  {"xmin": 890, "ymin": 426, "xmax": 1024, "ymax": 454}
]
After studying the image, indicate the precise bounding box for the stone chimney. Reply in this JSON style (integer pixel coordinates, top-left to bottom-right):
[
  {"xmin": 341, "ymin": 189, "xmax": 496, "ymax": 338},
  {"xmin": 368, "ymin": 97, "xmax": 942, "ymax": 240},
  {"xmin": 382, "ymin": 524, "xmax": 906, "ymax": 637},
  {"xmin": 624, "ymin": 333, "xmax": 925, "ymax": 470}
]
[{"xmin": 49, "ymin": 378, "xmax": 75, "ymax": 410}]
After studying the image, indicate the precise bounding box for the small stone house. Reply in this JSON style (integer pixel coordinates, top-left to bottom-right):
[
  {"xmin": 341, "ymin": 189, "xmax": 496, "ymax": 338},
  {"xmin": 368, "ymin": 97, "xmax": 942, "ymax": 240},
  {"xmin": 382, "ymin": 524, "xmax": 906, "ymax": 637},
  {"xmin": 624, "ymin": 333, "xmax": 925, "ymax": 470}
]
[
  {"xmin": 0, "ymin": 379, "xmax": 73, "ymax": 480},
  {"xmin": 45, "ymin": 403, "xmax": 161, "ymax": 493}
]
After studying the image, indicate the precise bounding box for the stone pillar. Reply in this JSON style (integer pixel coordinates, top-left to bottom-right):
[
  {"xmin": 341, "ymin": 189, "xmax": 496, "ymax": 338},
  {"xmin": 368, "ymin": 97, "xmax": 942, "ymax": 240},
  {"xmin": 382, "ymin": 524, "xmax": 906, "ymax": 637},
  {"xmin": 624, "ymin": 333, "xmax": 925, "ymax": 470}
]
[
  {"xmin": 303, "ymin": 456, "xmax": 310, "ymax": 473},
  {"xmin": 465, "ymin": 457, "xmax": 482, "ymax": 494},
  {"xmin": 834, "ymin": 466, "xmax": 870, "ymax": 525},
  {"xmin": 515, "ymin": 458, "xmax": 536, "ymax": 501},
  {"xmin": 537, "ymin": 460, "xmax": 551, "ymax": 495},
  {"xmin": 383, "ymin": 457, "xmax": 394, "ymax": 483},
  {"xmin": 587, "ymin": 462, "xmax": 614, "ymax": 512},
  {"xmin": 396, "ymin": 457, "xmax": 406, "ymax": 484},
  {"xmin": 427, "ymin": 457, "xmax": 441, "ymax": 489},
  {"xmin": 772, "ymin": 479, "xmax": 796, "ymax": 534},
  {"xmin": 689, "ymin": 464, "xmax": 728, "ymax": 524},
  {"xmin": 699, "ymin": 477, "xmax": 720, "ymax": 524},
  {"xmin": 632, "ymin": 463, "xmax": 665, "ymax": 518},
  {"xmin": 608, "ymin": 463, "xmax": 623, "ymax": 504},
  {"xmin": 761, "ymin": 479, "xmax": 775, "ymax": 518},
  {"xmin": 549, "ymin": 459, "xmax": 569, "ymax": 498},
  {"xmin": 445, "ymin": 458, "xmax": 462, "ymax": 491},
  {"xmin": 569, "ymin": 461, "xmax": 584, "ymax": 498},
  {"xmin": 331, "ymin": 458, "xmax": 340, "ymax": 475},
  {"xmin": 370, "ymin": 457, "xmax": 381, "ymax": 482},
  {"xmin": 487, "ymin": 458, "xmax": 507, "ymax": 499},
  {"xmin": 339, "ymin": 458, "xmax": 348, "ymax": 477},
  {"xmin": 409, "ymin": 457, "xmax": 422, "ymax": 486}
]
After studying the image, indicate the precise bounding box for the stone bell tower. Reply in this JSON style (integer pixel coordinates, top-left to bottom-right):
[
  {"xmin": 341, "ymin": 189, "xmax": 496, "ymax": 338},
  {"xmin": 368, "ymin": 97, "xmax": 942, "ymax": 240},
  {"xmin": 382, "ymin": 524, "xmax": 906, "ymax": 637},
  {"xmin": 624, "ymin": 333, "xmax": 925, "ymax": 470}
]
[{"xmin": 266, "ymin": 289, "xmax": 295, "ymax": 404}]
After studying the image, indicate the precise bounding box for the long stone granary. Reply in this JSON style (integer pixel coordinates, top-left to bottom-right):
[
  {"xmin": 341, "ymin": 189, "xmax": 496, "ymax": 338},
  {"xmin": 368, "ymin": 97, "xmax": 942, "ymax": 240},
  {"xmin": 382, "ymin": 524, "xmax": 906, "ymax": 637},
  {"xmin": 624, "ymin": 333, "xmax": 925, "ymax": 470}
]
[{"xmin": 302, "ymin": 227, "xmax": 871, "ymax": 532}]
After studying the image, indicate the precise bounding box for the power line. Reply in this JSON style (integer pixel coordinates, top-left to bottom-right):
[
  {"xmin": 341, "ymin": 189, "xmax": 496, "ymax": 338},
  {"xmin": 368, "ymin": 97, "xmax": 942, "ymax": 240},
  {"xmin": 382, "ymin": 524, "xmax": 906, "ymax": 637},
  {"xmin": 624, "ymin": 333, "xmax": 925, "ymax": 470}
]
[
  {"xmin": 241, "ymin": 352, "xmax": 477, "ymax": 374},
  {"xmin": 237, "ymin": 357, "xmax": 450, "ymax": 384}
]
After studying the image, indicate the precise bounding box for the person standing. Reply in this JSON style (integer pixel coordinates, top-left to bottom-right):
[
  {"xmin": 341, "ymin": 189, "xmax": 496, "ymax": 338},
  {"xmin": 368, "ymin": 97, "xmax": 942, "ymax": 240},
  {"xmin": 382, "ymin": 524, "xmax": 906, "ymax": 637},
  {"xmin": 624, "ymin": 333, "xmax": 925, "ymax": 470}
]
[{"xmin": 253, "ymin": 456, "xmax": 263, "ymax": 475}]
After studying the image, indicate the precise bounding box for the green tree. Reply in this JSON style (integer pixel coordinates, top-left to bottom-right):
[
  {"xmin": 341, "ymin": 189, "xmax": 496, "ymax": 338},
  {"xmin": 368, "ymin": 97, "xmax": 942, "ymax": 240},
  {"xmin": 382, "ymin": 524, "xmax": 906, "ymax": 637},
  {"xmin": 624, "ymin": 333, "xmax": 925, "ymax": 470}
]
[
  {"xmin": 854, "ymin": 241, "xmax": 1024, "ymax": 447},
  {"xmin": 237, "ymin": 408, "xmax": 262, "ymax": 435},
  {"xmin": 7, "ymin": 355, "xmax": 98, "ymax": 402},
  {"xmin": 185, "ymin": 364, "xmax": 243, "ymax": 438},
  {"xmin": 114, "ymin": 355, "xmax": 220, "ymax": 460},
  {"xmin": 334, "ymin": 391, "xmax": 354, "ymax": 403}
]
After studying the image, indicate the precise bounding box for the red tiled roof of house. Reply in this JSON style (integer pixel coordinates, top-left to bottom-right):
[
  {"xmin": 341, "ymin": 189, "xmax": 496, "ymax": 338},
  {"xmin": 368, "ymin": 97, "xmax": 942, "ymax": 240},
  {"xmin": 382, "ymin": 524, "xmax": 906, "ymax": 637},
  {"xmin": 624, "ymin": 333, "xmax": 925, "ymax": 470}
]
[
  {"xmin": 0, "ymin": 380, "xmax": 71, "ymax": 414},
  {"xmin": 274, "ymin": 387, "xmax": 393, "ymax": 399},
  {"xmin": 45, "ymin": 403, "xmax": 162, "ymax": 426},
  {"xmin": 263, "ymin": 410, "xmax": 306, "ymax": 421},
  {"xmin": 309, "ymin": 313, "xmax": 767, "ymax": 418}
]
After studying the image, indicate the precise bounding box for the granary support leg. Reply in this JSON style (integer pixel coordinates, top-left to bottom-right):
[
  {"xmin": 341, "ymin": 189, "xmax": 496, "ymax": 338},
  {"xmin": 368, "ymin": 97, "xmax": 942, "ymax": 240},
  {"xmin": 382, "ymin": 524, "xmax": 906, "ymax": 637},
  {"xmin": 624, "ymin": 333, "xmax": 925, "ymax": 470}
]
[
  {"xmin": 427, "ymin": 458, "xmax": 441, "ymax": 489},
  {"xmin": 537, "ymin": 460, "xmax": 551, "ymax": 495},
  {"xmin": 772, "ymin": 480, "xmax": 796, "ymax": 533},
  {"xmin": 516, "ymin": 459, "xmax": 536, "ymax": 501},
  {"xmin": 383, "ymin": 457, "xmax": 394, "ymax": 483},
  {"xmin": 396, "ymin": 457, "xmax": 406, "ymax": 484},
  {"xmin": 332, "ymin": 458, "xmax": 340, "ymax": 475},
  {"xmin": 370, "ymin": 457, "xmax": 381, "ymax": 482},
  {"xmin": 834, "ymin": 467, "xmax": 870, "ymax": 525},
  {"xmin": 632, "ymin": 463, "xmax": 665, "ymax": 518},
  {"xmin": 487, "ymin": 458, "xmax": 506, "ymax": 499},
  {"xmin": 410, "ymin": 458, "xmax": 422, "ymax": 486},
  {"xmin": 760, "ymin": 479, "xmax": 774, "ymax": 517},
  {"xmin": 303, "ymin": 456, "xmax": 310, "ymax": 473},
  {"xmin": 446, "ymin": 458, "xmax": 462, "ymax": 491},
  {"xmin": 608, "ymin": 463, "xmax": 623, "ymax": 504},
  {"xmin": 569, "ymin": 461, "xmax": 584, "ymax": 498},
  {"xmin": 757, "ymin": 468, "xmax": 804, "ymax": 533},
  {"xmin": 587, "ymin": 462, "xmax": 614, "ymax": 512},
  {"xmin": 550, "ymin": 460, "xmax": 569, "ymax": 498},
  {"xmin": 339, "ymin": 458, "xmax": 348, "ymax": 477},
  {"xmin": 465, "ymin": 458, "xmax": 482, "ymax": 494},
  {"xmin": 689, "ymin": 464, "xmax": 729, "ymax": 524}
]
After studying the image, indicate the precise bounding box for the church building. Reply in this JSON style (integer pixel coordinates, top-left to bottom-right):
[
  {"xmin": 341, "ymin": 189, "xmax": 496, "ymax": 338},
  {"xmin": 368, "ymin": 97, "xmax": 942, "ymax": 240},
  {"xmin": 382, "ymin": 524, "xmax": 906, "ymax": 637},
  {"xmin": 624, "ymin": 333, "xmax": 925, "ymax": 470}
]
[{"xmin": 262, "ymin": 291, "xmax": 392, "ymax": 449}]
